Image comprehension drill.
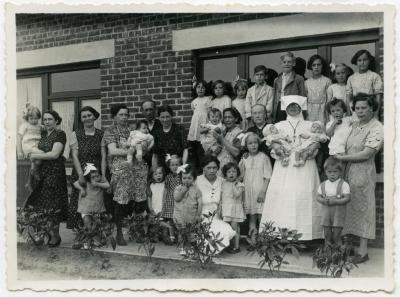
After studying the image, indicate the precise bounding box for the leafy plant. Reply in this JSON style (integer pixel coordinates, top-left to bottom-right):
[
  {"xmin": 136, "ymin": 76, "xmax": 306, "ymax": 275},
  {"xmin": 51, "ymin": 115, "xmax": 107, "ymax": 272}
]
[
  {"xmin": 177, "ymin": 211, "xmax": 225, "ymax": 268},
  {"xmin": 73, "ymin": 213, "xmax": 116, "ymax": 254},
  {"xmin": 312, "ymin": 241, "xmax": 358, "ymax": 278},
  {"xmin": 124, "ymin": 213, "xmax": 162, "ymax": 260},
  {"xmin": 17, "ymin": 206, "xmax": 61, "ymax": 246},
  {"xmin": 250, "ymin": 221, "xmax": 305, "ymax": 275}
]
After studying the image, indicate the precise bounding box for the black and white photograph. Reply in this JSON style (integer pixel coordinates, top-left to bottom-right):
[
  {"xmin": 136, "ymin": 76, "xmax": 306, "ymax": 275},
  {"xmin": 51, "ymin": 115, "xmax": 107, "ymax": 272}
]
[{"xmin": 5, "ymin": 2, "xmax": 396, "ymax": 292}]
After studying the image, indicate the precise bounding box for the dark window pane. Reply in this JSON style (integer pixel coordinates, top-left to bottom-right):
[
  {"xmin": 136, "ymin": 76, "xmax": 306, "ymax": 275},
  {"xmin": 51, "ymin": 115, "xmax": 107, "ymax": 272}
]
[
  {"xmin": 51, "ymin": 68, "xmax": 100, "ymax": 93},
  {"xmin": 203, "ymin": 57, "xmax": 237, "ymax": 82},
  {"xmin": 331, "ymin": 42, "xmax": 376, "ymax": 73},
  {"xmin": 249, "ymin": 48, "xmax": 317, "ymax": 79}
]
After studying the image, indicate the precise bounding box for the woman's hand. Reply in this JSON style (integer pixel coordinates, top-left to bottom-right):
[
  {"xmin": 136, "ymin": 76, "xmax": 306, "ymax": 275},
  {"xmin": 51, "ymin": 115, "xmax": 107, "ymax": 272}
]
[
  {"xmin": 80, "ymin": 188, "xmax": 87, "ymax": 198},
  {"xmin": 334, "ymin": 153, "xmax": 345, "ymax": 160},
  {"xmin": 211, "ymin": 129, "xmax": 223, "ymax": 143},
  {"xmin": 257, "ymin": 191, "xmax": 266, "ymax": 203},
  {"xmin": 213, "ymin": 145, "xmax": 222, "ymax": 156},
  {"xmin": 78, "ymin": 174, "xmax": 86, "ymax": 186}
]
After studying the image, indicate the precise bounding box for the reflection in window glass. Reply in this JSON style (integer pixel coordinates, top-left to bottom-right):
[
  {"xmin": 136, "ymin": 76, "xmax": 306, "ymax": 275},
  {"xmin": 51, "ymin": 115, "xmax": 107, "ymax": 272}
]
[
  {"xmin": 51, "ymin": 100, "xmax": 75, "ymax": 159},
  {"xmin": 51, "ymin": 68, "xmax": 100, "ymax": 93},
  {"xmin": 81, "ymin": 98, "xmax": 101, "ymax": 129},
  {"xmin": 331, "ymin": 43, "xmax": 376, "ymax": 73},
  {"xmin": 203, "ymin": 57, "xmax": 237, "ymax": 83},
  {"xmin": 249, "ymin": 49, "xmax": 318, "ymax": 80}
]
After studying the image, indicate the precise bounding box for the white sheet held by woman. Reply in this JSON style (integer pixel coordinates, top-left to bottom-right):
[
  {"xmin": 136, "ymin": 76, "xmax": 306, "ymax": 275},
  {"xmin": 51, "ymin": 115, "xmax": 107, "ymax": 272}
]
[{"xmin": 260, "ymin": 95, "xmax": 322, "ymax": 240}]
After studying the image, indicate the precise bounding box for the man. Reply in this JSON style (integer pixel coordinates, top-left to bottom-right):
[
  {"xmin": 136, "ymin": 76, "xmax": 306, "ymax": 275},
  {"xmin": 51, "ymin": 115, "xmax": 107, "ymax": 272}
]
[
  {"xmin": 246, "ymin": 104, "xmax": 270, "ymax": 156},
  {"xmin": 141, "ymin": 100, "xmax": 162, "ymax": 134}
]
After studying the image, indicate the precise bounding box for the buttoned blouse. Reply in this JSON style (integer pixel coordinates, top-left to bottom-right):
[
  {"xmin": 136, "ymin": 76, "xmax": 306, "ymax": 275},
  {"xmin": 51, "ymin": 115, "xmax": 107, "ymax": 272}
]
[{"xmin": 196, "ymin": 174, "xmax": 224, "ymax": 215}]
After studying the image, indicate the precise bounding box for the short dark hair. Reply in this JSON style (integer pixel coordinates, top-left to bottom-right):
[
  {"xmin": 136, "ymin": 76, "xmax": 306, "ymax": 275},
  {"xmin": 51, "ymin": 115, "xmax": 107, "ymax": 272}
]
[
  {"xmin": 157, "ymin": 105, "xmax": 174, "ymax": 117},
  {"xmin": 179, "ymin": 163, "xmax": 197, "ymax": 180},
  {"xmin": 307, "ymin": 55, "xmax": 329, "ymax": 76},
  {"xmin": 110, "ymin": 104, "xmax": 129, "ymax": 118},
  {"xmin": 351, "ymin": 93, "xmax": 378, "ymax": 112},
  {"xmin": 254, "ymin": 65, "xmax": 268, "ymax": 75},
  {"xmin": 351, "ymin": 49, "xmax": 376, "ymax": 71},
  {"xmin": 221, "ymin": 162, "xmax": 240, "ymax": 178},
  {"xmin": 43, "ymin": 110, "xmax": 62, "ymax": 125},
  {"xmin": 223, "ymin": 107, "xmax": 243, "ymax": 124},
  {"xmin": 212, "ymin": 80, "xmax": 226, "ymax": 95},
  {"xmin": 79, "ymin": 106, "xmax": 100, "ymax": 122},
  {"xmin": 323, "ymin": 156, "xmax": 344, "ymax": 172},
  {"xmin": 136, "ymin": 119, "xmax": 149, "ymax": 128},
  {"xmin": 326, "ymin": 98, "xmax": 347, "ymax": 114},
  {"xmin": 201, "ymin": 155, "xmax": 220, "ymax": 170}
]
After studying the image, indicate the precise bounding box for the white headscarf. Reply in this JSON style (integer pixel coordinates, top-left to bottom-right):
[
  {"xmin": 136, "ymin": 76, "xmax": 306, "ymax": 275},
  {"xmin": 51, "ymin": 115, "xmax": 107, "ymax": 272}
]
[{"xmin": 282, "ymin": 95, "xmax": 307, "ymax": 125}]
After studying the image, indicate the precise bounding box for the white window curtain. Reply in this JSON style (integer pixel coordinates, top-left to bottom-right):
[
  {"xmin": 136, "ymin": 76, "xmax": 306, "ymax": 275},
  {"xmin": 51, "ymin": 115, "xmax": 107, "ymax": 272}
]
[
  {"xmin": 81, "ymin": 98, "xmax": 101, "ymax": 129},
  {"xmin": 17, "ymin": 77, "xmax": 42, "ymax": 131},
  {"xmin": 51, "ymin": 101, "xmax": 75, "ymax": 159}
]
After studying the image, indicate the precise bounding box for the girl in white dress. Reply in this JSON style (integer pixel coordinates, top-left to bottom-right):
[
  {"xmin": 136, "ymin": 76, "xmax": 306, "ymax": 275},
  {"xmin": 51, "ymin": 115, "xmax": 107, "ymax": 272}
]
[
  {"xmin": 211, "ymin": 80, "xmax": 232, "ymax": 113},
  {"xmin": 260, "ymin": 96, "xmax": 322, "ymax": 240},
  {"xmin": 239, "ymin": 133, "xmax": 272, "ymax": 247}
]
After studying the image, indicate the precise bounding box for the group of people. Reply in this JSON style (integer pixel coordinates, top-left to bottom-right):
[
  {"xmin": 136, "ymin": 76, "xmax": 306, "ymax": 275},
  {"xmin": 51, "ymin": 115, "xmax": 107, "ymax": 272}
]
[{"xmin": 17, "ymin": 49, "xmax": 383, "ymax": 263}]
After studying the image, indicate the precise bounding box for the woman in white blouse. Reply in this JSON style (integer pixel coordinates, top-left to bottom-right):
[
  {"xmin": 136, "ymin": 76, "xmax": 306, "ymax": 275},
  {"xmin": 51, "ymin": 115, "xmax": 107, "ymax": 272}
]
[{"xmin": 196, "ymin": 155, "xmax": 236, "ymax": 253}]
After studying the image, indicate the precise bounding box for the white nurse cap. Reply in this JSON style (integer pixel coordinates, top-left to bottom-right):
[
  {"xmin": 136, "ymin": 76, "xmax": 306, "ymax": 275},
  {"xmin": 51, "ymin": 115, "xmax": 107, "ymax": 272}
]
[{"xmin": 281, "ymin": 95, "xmax": 307, "ymax": 111}]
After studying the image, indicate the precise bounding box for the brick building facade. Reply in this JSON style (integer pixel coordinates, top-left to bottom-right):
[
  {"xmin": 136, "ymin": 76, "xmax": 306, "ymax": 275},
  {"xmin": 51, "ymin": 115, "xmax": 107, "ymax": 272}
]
[{"xmin": 15, "ymin": 13, "xmax": 384, "ymax": 246}]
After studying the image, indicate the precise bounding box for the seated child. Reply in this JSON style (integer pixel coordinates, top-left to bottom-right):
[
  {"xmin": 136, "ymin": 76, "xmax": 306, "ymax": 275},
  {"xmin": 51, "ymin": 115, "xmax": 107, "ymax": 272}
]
[
  {"xmin": 200, "ymin": 108, "xmax": 224, "ymax": 156},
  {"xmin": 294, "ymin": 121, "xmax": 329, "ymax": 167},
  {"xmin": 127, "ymin": 120, "xmax": 154, "ymax": 163},
  {"xmin": 316, "ymin": 157, "xmax": 350, "ymax": 247},
  {"xmin": 262, "ymin": 124, "xmax": 292, "ymax": 166}
]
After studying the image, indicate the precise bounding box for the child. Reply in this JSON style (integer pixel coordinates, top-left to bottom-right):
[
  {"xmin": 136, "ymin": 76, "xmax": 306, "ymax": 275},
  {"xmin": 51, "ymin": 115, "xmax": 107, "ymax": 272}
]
[
  {"xmin": 126, "ymin": 120, "xmax": 154, "ymax": 163},
  {"xmin": 17, "ymin": 104, "xmax": 44, "ymax": 189},
  {"xmin": 187, "ymin": 79, "xmax": 212, "ymax": 167},
  {"xmin": 325, "ymin": 99, "xmax": 354, "ymax": 156},
  {"xmin": 200, "ymin": 108, "xmax": 223, "ymax": 156},
  {"xmin": 73, "ymin": 163, "xmax": 110, "ymax": 247},
  {"xmin": 272, "ymin": 52, "xmax": 306, "ymax": 123},
  {"xmin": 346, "ymin": 49, "xmax": 383, "ymax": 118},
  {"xmin": 211, "ymin": 80, "xmax": 232, "ymax": 113},
  {"xmin": 327, "ymin": 63, "xmax": 353, "ymax": 113},
  {"xmin": 232, "ymin": 77, "xmax": 248, "ymax": 130},
  {"xmin": 245, "ymin": 65, "xmax": 274, "ymax": 126},
  {"xmin": 262, "ymin": 124, "xmax": 292, "ymax": 166},
  {"xmin": 147, "ymin": 166, "xmax": 166, "ymax": 216},
  {"xmin": 294, "ymin": 121, "xmax": 329, "ymax": 167},
  {"xmin": 239, "ymin": 133, "xmax": 272, "ymax": 249},
  {"xmin": 221, "ymin": 162, "xmax": 245, "ymax": 253},
  {"xmin": 173, "ymin": 164, "xmax": 202, "ymax": 254},
  {"xmin": 160, "ymin": 154, "xmax": 182, "ymax": 245},
  {"xmin": 305, "ymin": 55, "xmax": 332, "ymax": 123},
  {"xmin": 316, "ymin": 157, "xmax": 350, "ymax": 246}
]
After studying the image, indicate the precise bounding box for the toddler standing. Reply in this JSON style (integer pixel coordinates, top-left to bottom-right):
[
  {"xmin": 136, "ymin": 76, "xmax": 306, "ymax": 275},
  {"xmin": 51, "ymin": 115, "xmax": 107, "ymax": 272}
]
[
  {"xmin": 317, "ymin": 157, "xmax": 350, "ymax": 246},
  {"xmin": 211, "ymin": 80, "xmax": 231, "ymax": 113},
  {"xmin": 221, "ymin": 162, "xmax": 245, "ymax": 253},
  {"xmin": 147, "ymin": 166, "xmax": 166, "ymax": 216},
  {"xmin": 126, "ymin": 120, "xmax": 154, "ymax": 163}
]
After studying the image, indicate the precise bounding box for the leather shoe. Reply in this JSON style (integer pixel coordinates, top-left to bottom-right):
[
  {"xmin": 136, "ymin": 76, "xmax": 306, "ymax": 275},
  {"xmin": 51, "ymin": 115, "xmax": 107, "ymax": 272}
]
[
  {"xmin": 48, "ymin": 237, "xmax": 61, "ymax": 248},
  {"xmin": 353, "ymin": 253, "xmax": 369, "ymax": 264}
]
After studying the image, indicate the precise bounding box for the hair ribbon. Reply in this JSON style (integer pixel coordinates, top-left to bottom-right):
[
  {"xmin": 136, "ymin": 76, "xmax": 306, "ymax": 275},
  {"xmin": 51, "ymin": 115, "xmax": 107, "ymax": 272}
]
[
  {"xmin": 177, "ymin": 164, "xmax": 189, "ymax": 174},
  {"xmin": 83, "ymin": 163, "xmax": 97, "ymax": 176}
]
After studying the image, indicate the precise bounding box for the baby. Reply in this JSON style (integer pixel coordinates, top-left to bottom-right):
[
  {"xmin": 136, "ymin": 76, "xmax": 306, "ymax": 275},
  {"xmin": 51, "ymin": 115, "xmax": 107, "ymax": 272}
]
[
  {"xmin": 294, "ymin": 121, "xmax": 329, "ymax": 167},
  {"xmin": 200, "ymin": 108, "xmax": 224, "ymax": 156},
  {"xmin": 262, "ymin": 124, "xmax": 292, "ymax": 166},
  {"xmin": 127, "ymin": 120, "xmax": 154, "ymax": 163}
]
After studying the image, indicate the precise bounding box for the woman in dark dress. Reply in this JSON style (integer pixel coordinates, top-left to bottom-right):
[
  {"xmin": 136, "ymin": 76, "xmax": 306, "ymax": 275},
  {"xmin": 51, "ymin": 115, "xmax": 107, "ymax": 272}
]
[
  {"xmin": 25, "ymin": 110, "xmax": 68, "ymax": 247},
  {"xmin": 67, "ymin": 106, "xmax": 106, "ymax": 233},
  {"xmin": 152, "ymin": 105, "xmax": 189, "ymax": 168}
]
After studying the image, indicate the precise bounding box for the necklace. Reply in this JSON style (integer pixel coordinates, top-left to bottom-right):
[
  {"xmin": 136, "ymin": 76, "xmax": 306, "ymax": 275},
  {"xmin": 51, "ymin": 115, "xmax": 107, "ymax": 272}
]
[{"xmin": 288, "ymin": 120, "xmax": 300, "ymax": 141}]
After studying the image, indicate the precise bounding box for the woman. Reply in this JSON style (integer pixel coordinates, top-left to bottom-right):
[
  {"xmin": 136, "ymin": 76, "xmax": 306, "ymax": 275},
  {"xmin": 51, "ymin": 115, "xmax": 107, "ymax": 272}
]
[
  {"xmin": 335, "ymin": 94, "xmax": 383, "ymax": 264},
  {"xmin": 152, "ymin": 105, "xmax": 189, "ymax": 168},
  {"xmin": 213, "ymin": 107, "xmax": 242, "ymax": 173},
  {"xmin": 24, "ymin": 110, "xmax": 68, "ymax": 247},
  {"xmin": 259, "ymin": 96, "xmax": 322, "ymax": 240},
  {"xmin": 67, "ymin": 106, "xmax": 106, "ymax": 232},
  {"xmin": 196, "ymin": 155, "xmax": 236, "ymax": 253},
  {"xmin": 104, "ymin": 104, "xmax": 148, "ymax": 246}
]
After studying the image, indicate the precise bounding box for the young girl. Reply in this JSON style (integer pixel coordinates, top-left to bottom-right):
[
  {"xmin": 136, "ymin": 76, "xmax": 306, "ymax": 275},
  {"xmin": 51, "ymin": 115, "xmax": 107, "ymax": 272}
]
[
  {"xmin": 161, "ymin": 154, "xmax": 182, "ymax": 245},
  {"xmin": 316, "ymin": 157, "xmax": 350, "ymax": 247},
  {"xmin": 17, "ymin": 104, "xmax": 44, "ymax": 189},
  {"xmin": 126, "ymin": 120, "xmax": 154, "ymax": 163},
  {"xmin": 327, "ymin": 63, "xmax": 353, "ymax": 113},
  {"xmin": 232, "ymin": 78, "xmax": 248, "ymax": 130},
  {"xmin": 200, "ymin": 108, "xmax": 223, "ymax": 156},
  {"xmin": 221, "ymin": 162, "xmax": 245, "ymax": 253},
  {"xmin": 173, "ymin": 164, "xmax": 202, "ymax": 253},
  {"xmin": 147, "ymin": 166, "xmax": 166, "ymax": 216},
  {"xmin": 73, "ymin": 163, "xmax": 110, "ymax": 235},
  {"xmin": 346, "ymin": 49, "xmax": 383, "ymax": 118},
  {"xmin": 188, "ymin": 79, "xmax": 212, "ymax": 164},
  {"xmin": 239, "ymin": 133, "xmax": 272, "ymax": 249},
  {"xmin": 245, "ymin": 65, "xmax": 274, "ymax": 125},
  {"xmin": 305, "ymin": 55, "xmax": 332, "ymax": 123},
  {"xmin": 325, "ymin": 99, "xmax": 354, "ymax": 156},
  {"xmin": 211, "ymin": 80, "xmax": 231, "ymax": 113}
]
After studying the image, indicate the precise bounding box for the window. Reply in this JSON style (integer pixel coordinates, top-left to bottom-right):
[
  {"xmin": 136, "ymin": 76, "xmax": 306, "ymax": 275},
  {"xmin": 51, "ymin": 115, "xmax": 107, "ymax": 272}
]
[
  {"xmin": 17, "ymin": 62, "xmax": 101, "ymax": 159},
  {"xmin": 331, "ymin": 42, "xmax": 376, "ymax": 73},
  {"xmin": 203, "ymin": 57, "xmax": 238, "ymax": 82}
]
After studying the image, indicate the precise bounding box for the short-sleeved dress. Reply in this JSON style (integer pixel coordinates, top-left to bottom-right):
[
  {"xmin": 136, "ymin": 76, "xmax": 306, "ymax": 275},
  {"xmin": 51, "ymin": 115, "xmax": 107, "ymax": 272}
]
[
  {"xmin": 240, "ymin": 152, "xmax": 273, "ymax": 215},
  {"xmin": 77, "ymin": 182, "xmax": 106, "ymax": 215},
  {"xmin": 346, "ymin": 70, "xmax": 383, "ymax": 97},
  {"xmin": 221, "ymin": 180, "xmax": 246, "ymax": 222},
  {"xmin": 211, "ymin": 95, "xmax": 231, "ymax": 113},
  {"xmin": 161, "ymin": 173, "xmax": 181, "ymax": 219},
  {"xmin": 188, "ymin": 96, "xmax": 212, "ymax": 142},
  {"xmin": 173, "ymin": 184, "xmax": 202, "ymax": 229},
  {"xmin": 305, "ymin": 76, "xmax": 332, "ymax": 122},
  {"xmin": 24, "ymin": 129, "xmax": 68, "ymax": 223},
  {"xmin": 217, "ymin": 126, "xmax": 242, "ymax": 174},
  {"xmin": 104, "ymin": 124, "xmax": 148, "ymax": 205},
  {"xmin": 153, "ymin": 123, "xmax": 188, "ymax": 163},
  {"xmin": 343, "ymin": 118, "xmax": 383, "ymax": 239}
]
